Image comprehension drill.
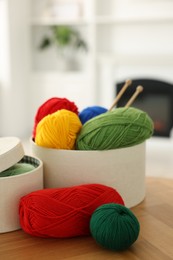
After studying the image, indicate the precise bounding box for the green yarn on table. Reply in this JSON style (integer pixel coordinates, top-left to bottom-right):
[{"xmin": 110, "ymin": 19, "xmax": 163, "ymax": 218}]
[
  {"xmin": 76, "ymin": 107, "xmax": 154, "ymax": 150},
  {"xmin": 0, "ymin": 163, "xmax": 35, "ymax": 177},
  {"xmin": 90, "ymin": 203, "xmax": 140, "ymax": 251}
]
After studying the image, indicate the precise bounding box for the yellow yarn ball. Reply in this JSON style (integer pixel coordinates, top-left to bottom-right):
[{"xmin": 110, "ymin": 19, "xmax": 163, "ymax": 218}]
[{"xmin": 35, "ymin": 109, "xmax": 82, "ymax": 150}]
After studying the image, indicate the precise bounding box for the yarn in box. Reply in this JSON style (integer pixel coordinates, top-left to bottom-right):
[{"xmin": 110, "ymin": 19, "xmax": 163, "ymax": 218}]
[
  {"xmin": 77, "ymin": 107, "xmax": 154, "ymax": 150},
  {"xmin": 33, "ymin": 97, "xmax": 79, "ymax": 139},
  {"xmin": 90, "ymin": 203, "xmax": 140, "ymax": 251},
  {"xmin": 19, "ymin": 183, "xmax": 124, "ymax": 238},
  {"xmin": 79, "ymin": 106, "xmax": 108, "ymax": 124},
  {"xmin": 35, "ymin": 109, "xmax": 82, "ymax": 149},
  {"xmin": 0, "ymin": 163, "xmax": 35, "ymax": 177}
]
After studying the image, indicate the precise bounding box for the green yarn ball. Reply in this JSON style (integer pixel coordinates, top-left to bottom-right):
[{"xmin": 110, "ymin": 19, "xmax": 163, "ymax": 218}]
[
  {"xmin": 90, "ymin": 203, "xmax": 140, "ymax": 251},
  {"xmin": 0, "ymin": 163, "xmax": 35, "ymax": 177},
  {"xmin": 76, "ymin": 107, "xmax": 153, "ymax": 150}
]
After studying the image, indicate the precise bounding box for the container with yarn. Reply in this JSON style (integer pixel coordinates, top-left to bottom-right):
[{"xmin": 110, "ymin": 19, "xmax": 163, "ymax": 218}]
[
  {"xmin": 31, "ymin": 96, "xmax": 153, "ymax": 208},
  {"xmin": 0, "ymin": 137, "xmax": 43, "ymax": 233}
]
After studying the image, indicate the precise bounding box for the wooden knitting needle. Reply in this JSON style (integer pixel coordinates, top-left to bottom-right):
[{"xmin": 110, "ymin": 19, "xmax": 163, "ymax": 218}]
[
  {"xmin": 109, "ymin": 79, "xmax": 132, "ymax": 111},
  {"xmin": 125, "ymin": 85, "xmax": 143, "ymax": 107}
]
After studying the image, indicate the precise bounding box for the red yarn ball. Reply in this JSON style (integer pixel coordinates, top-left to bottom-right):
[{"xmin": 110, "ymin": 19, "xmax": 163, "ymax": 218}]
[
  {"xmin": 19, "ymin": 184, "xmax": 124, "ymax": 238},
  {"xmin": 32, "ymin": 97, "xmax": 79, "ymax": 139}
]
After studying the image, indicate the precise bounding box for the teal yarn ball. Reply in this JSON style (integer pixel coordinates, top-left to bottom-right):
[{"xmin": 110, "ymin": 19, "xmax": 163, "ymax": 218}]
[
  {"xmin": 76, "ymin": 107, "xmax": 154, "ymax": 150},
  {"xmin": 90, "ymin": 203, "xmax": 140, "ymax": 251}
]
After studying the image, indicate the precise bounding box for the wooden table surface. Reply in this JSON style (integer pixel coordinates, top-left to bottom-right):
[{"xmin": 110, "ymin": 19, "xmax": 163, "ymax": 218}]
[{"xmin": 0, "ymin": 177, "xmax": 173, "ymax": 260}]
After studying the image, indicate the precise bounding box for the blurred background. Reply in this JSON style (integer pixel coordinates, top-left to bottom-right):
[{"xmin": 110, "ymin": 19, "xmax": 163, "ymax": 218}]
[{"xmin": 0, "ymin": 0, "xmax": 173, "ymax": 177}]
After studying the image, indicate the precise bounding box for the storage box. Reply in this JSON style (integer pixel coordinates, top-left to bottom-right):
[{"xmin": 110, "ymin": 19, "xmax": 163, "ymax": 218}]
[
  {"xmin": 31, "ymin": 140, "xmax": 146, "ymax": 208},
  {"xmin": 0, "ymin": 137, "xmax": 43, "ymax": 233}
]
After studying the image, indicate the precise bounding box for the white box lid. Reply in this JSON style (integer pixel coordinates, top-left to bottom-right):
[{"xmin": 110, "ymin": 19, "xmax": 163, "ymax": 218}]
[{"xmin": 0, "ymin": 137, "xmax": 25, "ymax": 173}]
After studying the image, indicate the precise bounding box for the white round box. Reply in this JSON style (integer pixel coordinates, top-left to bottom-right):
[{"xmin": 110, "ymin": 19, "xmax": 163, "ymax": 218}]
[
  {"xmin": 31, "ymin": 140, "xmax": 146, "ymax": 208},
  {"xmin": 0, "ymin": 137, "xmax": 43, "ymax": 233}
]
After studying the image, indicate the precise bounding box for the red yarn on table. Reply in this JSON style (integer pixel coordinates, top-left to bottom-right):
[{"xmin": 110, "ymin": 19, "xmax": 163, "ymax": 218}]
[
  {"xmin": 32, "ymin": 97, "xmax": 79, "ymax": 139},
  {"xmin": 19, "ymin": 183, "xmax": 124, "ymax": 238}
]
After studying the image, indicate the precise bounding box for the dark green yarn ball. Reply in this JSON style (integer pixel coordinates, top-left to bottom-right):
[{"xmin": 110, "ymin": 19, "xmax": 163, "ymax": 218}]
[
  {"xmin": 90, "ymin": 203, "xmax": 140, "ymax": 251},
  {"xmin": 76, "ymin": 107, "xmax": 153, "ymax": 150}
]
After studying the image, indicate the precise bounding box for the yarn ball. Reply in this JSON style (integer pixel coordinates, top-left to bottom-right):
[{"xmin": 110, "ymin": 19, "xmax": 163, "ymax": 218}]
[
  {"xmin": 32, "ymin": 97, "xmax": 79, "ymax": 139},
  {"xmin": 79, "ymin": 106, "xmax": 108, "ymax": 124},
  {"xmin": 0, "ymin": 163, "xmax": 35, "ymax": 177},
  {"xmin": 90, "ymin": 203, "xmax": 140, "ymax": 251},
  {"xmin": 35, "ymin": 109, "xmax": 82, "ymax": 149},
  {"xmin": 76, "ymin": 107, "xmax": 154, "ymax": 150},
  {"xmin": 19, "ymin": 183, "xmax": 124, "ymax": 238}
]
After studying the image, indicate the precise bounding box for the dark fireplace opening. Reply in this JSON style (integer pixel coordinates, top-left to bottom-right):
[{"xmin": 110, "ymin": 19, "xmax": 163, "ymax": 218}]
[{"xmin": 116, "ymin": 79, "xmax": 173, "ymax": 137}]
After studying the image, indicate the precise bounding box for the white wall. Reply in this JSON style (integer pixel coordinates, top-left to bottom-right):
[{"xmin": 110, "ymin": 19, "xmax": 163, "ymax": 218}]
[
  {"xmin": 0, "ymin": 0, "xmax": 11, "ymax": 135},
  {"xmin": 0, "ymin": 0, "xmax": 31, "ymax": 138}
]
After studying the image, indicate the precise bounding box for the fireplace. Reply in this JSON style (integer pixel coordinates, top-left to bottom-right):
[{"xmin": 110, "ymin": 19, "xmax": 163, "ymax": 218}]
[{"xmin": 116, "ymin": 79, "xmax": 173, "ymax": 137}]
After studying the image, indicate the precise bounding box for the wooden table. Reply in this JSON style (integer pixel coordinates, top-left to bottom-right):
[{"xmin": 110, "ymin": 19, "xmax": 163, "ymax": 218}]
[{"xmin": 0, "ymin": 177, "xmax": 173, "ymax": 260}]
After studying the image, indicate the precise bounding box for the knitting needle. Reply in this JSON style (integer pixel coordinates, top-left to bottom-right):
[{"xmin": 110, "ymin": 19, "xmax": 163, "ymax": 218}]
[
  {"xmin": 109, "ymin": 79, "xmax": 132, "ymax": 111},
  {"xmin": 125, "ymin": 85, "xmax": 143, "ymax": 107}
]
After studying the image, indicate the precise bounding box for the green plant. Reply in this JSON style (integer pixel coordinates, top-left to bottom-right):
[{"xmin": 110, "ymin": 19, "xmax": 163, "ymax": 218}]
[{"xmin": 39, "ymin": 26, "xmax": 88, "ymax": 52}]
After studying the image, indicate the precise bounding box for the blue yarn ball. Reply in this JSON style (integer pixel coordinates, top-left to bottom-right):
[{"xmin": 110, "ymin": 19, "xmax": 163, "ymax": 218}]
[{"xmin": 79, "ymin": 106, "xmax": 108, "ymax": 124}]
